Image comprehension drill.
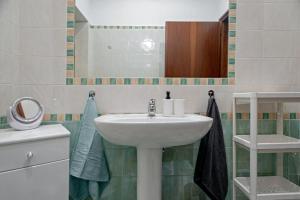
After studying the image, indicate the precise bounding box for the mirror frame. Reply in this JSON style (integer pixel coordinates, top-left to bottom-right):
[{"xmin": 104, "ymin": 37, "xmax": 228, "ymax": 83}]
[{"xmin": 66, "ymin": 0, "xmax": 236, "ymax": 85}]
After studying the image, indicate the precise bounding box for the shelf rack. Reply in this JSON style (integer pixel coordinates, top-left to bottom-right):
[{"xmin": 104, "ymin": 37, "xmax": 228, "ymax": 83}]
[{"xmin": 233, "ymin": 92, "xmax": 300, "ymax": 200}]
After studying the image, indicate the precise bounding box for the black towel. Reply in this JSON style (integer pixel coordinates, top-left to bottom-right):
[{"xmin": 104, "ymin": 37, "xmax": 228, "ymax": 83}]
[{"xmin": 194, "ymin": 96, "xmax": 228, "ymax": 200}]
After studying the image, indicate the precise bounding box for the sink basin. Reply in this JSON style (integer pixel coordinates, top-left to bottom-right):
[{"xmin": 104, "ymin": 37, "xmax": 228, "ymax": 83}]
[
  {"xmin": 95, "ymin": 114, "xmax": 213, "ymax": 148},
  {"xmin": 95, "ymin": 113, "xmax": 213, "ymax": 200}
]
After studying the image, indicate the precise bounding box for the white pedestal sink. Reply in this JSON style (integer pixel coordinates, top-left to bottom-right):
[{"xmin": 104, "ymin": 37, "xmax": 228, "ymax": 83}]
[{"xmin": 95, "ymin": 114, "xmax": 213, "ymax": 200}]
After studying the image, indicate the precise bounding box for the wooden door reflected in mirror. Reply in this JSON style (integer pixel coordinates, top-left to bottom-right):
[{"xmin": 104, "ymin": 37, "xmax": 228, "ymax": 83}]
[{"xmin": 165, "ymin": 11, "xmax": 228, "ymax": 78}]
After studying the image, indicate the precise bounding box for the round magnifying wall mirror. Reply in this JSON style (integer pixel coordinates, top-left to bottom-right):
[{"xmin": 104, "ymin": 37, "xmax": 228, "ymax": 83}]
[{"xmin": 7, "ymin": 97, "xmax": 44, "ymax": 130}]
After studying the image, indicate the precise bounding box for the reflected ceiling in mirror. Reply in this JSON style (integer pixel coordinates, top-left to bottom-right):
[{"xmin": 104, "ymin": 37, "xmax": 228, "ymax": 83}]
[{"xmin": 74, "ymin": 0, "xmax": 230, "ymax": 78}]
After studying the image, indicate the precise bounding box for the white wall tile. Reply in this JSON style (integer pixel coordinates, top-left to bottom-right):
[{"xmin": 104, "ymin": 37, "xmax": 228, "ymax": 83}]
[
  {"xmin": 0, "ymin": 0, "xmax": 12, "ymax": 23},
  {"xmin": 10, "ymin": 0, "xmax": 20, "ymax": 25},
  {"xmin": 263, "ymin": 31, "xmax": 294, "ymax": 58},
  {"xmin": 0, "ymin": 0, "xmax": 19, "ymax": 24},
  {"xmin": 264, "ymin": 0, "xmax": 300, "ymax": 4},
  {"xmin": 289, "ymin": 58, "xmax": 300, "ymax": 85},
  {"xmin": 0, "ymin": 21, "xmax": 14, "ymax": 54},
  {"xmin": 292, "ymin": 31, "xmax": 300, "ymax": 57},
  {"xmin": 236, "ymin": 57, "xmax": 300, "ymax": 91},
  {"xmin": 11, "ymin": 24, "xmax": 20, "ymax": 55},
  {"xmin": 236, "ymin": 30, "xmax": 263, "ymax": 58},
  {"xmin": 264, "ymin": 3, "xmax": 287, "ymax": 30},
  {"xmin": 53, "ymin": 85, "xmax": 162, "ymax": 114},
  {"xmin": 235, "ymin": 0, "xmax": 300, "ymax": 101},
  {"xmin": 0, "ymin": 85, "xmax": 14, "ymax": 115},
  {"xmin": 51, "ymin": 85, "xmax": 234, "ymax": 114},
  {"xmin": 0, "ymin": 52, "xmax": 18, "ymax": 84},
  {"xmin": 18, "ymin": 56, "xmax": 65, "ymax": 85},
  {"xmin": 238, "ymin": 0, "xmax": 262, "ymax": 3},
  {"xmin": 95, "ymin": 86, "xmax": 161, "ymax": 114},
  {"xmin": 237, "ymin": 2, "xmax": 263, "ymax": 30},
  {"xmin": 261, "ymin": 58, "xmax": 294, "ymax": 85},
  {"xmin": 52, "ymin": 85, "xmax": 88, "ymax": 114},
  {"xmin": 264, "ymin": 2, "xmax": 300, "ymax": 30},
  {"xmin": 20, "ymin": 0, "xmax": 66, "ymax": 28},
  {"xmin": 19, "ymin": 28, "xmax": 66, "ymax": 57},
  {"xmin": 235, "ymin": 58, "xmax": 263, "ymax": 85}
]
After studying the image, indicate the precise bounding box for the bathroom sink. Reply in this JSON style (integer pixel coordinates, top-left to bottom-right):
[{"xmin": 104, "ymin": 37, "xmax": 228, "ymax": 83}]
[
  {"xmin": 95, "ymin": 113, "xmax": 213, "ymax": 200},
  {"xmin": 95, "ymin": 114, "xmax": 213, "ymax": 148}
]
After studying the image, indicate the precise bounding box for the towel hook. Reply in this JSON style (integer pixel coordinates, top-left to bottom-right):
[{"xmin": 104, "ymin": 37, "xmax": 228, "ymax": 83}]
[
  {"xmin": 89, "ymin": 90, "xmax": 95, "ymax": 98},
  {"xmin": 208, "ymin": 90, "xmax": 214, "ymax": 97}
]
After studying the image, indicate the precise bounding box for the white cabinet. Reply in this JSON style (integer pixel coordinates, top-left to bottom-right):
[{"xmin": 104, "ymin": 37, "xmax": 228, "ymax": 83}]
[
  {"xmin": 0, "ymin": 124, "xmax": 70, "ymax": 200},
  {"xmin": 0, "ymin": 160, "xmax": 69, "ymax": 200}
]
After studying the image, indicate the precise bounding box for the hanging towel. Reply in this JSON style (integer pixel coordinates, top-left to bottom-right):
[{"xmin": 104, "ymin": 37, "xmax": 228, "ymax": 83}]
[
  {"xmin": 194, "ymin": 95, "xmax": 228, "ymax": 200},
  {"xmin": 70, "ymin": 97, "xmax": 110, "ymax": 200}
]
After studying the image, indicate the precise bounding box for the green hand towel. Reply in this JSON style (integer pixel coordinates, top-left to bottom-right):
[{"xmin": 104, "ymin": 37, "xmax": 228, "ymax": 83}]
[{"xmin": 70, "ymin": 98, "xmax": 110, "ymax": 200}]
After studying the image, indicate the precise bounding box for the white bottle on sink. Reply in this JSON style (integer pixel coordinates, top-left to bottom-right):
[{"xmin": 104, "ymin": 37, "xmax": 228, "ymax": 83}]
[
  {"xmin": 163, "ymin": 91, "xmax": 173, "ymax": 116},
  {"xmin": 174, "ymin": 99, "xmax": 185, "ymax": 117}
]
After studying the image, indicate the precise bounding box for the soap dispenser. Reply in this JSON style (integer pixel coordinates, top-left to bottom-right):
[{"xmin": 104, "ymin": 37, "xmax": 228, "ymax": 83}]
[{"xmin": 163, "ymin": 91, "xmax": 173, "ymax": 116}]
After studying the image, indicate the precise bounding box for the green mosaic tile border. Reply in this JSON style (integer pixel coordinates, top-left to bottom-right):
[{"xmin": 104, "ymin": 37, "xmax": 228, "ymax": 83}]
[
  {"xmin": 66, "ymin": 0, "xmax": 237, "ymax": 85},
  {"xmin": 1, "ymin": 112, "xmax": 299, "ymax": 127},
  {"xmin": 0, "ymin": 112, "xmax": 300, "ymax": 125},
  {"xmin": 0, "ymin": 112, "xmax": 300, "ymax": 128},
  {"xmin": 90, "ymin": 25, "xmax": 164, "ymax": 30},
  {"xmin": 0, "ymin": 112, "xmax": 297, "ymax": 126},
  {"xmin": 66, "ymin": 77, "xmax": 233, "ymax": 85},
  {"xmin": 0, "ymin": 116, "xmax": 8, "ymax": 128}
]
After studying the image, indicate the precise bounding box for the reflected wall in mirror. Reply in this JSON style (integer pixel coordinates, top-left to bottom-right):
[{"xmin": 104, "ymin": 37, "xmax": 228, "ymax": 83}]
[
  {"xmin": 7, "ymin": 97, "xmax": 44, "ymax": 130},
  {"xmin": 74, "ymin": 0, "xmax": 230, "ymax": 78},
  {"xmin": 16, "ymin": 99, "xmax": 41, "ymax": 119}
]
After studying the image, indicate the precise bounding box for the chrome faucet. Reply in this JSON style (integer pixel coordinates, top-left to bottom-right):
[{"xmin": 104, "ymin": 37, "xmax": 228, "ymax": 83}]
[{"xmin": 148, "ymin": 99, "xmax": 156, "ymax": 117}]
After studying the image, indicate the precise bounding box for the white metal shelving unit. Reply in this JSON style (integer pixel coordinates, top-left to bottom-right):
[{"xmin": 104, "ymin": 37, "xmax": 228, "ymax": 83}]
[{"xmin": 233, "ymin": 92, "xmax": 300, "ymax": 200}]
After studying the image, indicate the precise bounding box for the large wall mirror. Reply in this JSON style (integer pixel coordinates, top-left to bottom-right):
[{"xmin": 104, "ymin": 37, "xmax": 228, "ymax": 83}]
[{"xmin": 67, "ymin": 0, "xmax": 236, "ymax": 84}]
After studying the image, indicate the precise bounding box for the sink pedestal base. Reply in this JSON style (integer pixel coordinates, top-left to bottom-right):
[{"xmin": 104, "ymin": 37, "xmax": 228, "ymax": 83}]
[{"xmin": 137, "ymin": 147, "xmax": 162, "ymax": 200}]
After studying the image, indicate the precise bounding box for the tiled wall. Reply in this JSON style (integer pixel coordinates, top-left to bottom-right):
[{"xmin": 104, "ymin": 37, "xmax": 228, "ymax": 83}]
[
  {"xmin": 0, "ymin": 0, "xmax": 67, "ymax": 116},
  {"xmin": 1, "ymin": 1, "xmax": 300, "ymax": 117},
  {"xmin": 45, "ymin": 116, "xmax": 298, "ymax": 200},
  {"xmin": 18, "ymin": 0, "xmax": 66, "ymax": 86},
  {"xmin": 235, "ymin": 0, "xmax": 300, "ymax": 91},
  {"xmin": 0, "ymin": 0, "xmax": 18, "ymax": 116},
  {"xmin": 1, "ymin": 0, "xmax": 300, "ymax": 200}
]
